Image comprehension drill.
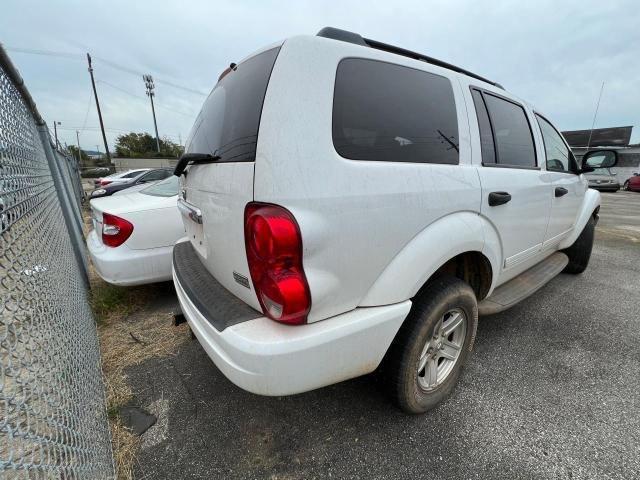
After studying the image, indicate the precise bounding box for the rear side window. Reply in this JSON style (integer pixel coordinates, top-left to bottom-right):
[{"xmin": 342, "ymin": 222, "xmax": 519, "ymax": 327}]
[
  {"xmin": 185, "ymin": 47, "xmax": 280, "ymax": 162},
  {"xmin": 471, "ymin": 90, "xmax": 496, "ymax": 164},
  {"xmin": 482, "ymin": 93, "xmax": 536, "ymax": 167},
  {"xmin": 333, "ymin": 58, "xmax": 459, "ymax": 164}
]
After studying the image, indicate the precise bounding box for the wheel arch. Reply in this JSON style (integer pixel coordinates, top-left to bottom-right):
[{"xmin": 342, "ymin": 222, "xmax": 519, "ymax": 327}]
[
  {"xmin": 558, "ymin": 188, "xmax": 601, "ymax": 250},
  {"xmin": 360, "ymin": 211, "xmax": 500, "ymax": 306}
]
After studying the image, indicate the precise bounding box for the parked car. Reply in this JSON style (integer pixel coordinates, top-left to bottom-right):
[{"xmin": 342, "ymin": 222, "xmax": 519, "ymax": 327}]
[
  {"xmin": 90, "ymin": 168, "xmax": 172, "ymax": 198},
  {"xmin": 584, "ymin": 167, "xmax": 620, "ymax": 192},
  {"xmin": 172, "ymin": 27, "xmax": 616, "ymax": 413},
  {"xmin": 93, "ymin": 168, "xmax": 150, "ymax": 187},
  {"xmin": 87, "ymin": 175, "xmax": 183, "ymax": 285},
  {"xmin": 82, "ymin": 166, "xmax": 112, "ymax": 178},
  {"xmin": 623, "ymin": 172, "xmax": 640, "ymax": 192}
]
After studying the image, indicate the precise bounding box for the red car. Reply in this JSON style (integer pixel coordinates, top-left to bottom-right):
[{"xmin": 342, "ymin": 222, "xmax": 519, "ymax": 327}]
[{"xmin": 623, "ymin": 173, "xmax": 640, "ymax": 192}]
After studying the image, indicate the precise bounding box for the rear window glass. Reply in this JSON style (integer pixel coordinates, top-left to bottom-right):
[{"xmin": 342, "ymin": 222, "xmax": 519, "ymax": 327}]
[
  {"xmin": 185, "ymin": 47, "xmax": 280, "ymax": 162},
  {"xmin": 121, "ymin": 170, "xmax": 144, "ymax": 178},
  {"xmin": 332, "ymin": 58, "xmax": 459, "ymax": 164},
  {"xmin": 141, "ymin": 175, "xmax": 179, "ymax": 197}
]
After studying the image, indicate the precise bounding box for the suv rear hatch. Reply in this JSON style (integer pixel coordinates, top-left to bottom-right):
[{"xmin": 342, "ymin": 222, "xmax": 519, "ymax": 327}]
[{"xmin": 177, "ymin": 45, "xmax": 281, "ymax": 312}]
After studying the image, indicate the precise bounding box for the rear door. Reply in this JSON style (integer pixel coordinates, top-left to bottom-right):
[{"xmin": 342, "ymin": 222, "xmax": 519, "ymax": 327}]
[
  {"xmin": 535, "ymin": 113, "xmax": 585, "ymax": 248},
  {"xmin": 469, "ymin": 87, "xmax": 552, "ymax": 274}
]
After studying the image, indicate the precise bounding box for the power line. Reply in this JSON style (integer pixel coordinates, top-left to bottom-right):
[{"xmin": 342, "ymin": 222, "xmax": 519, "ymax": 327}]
[
  {"xmin": 5, "ymin": 45, "xmax": 207, "ymax": 96},
  {"xmin": 96, "ymin": 79, "xmax": 195, "ymax": 117},
  {"xmin": 57, "ymin": 125, "xmax": 181, "ymax": 139}
]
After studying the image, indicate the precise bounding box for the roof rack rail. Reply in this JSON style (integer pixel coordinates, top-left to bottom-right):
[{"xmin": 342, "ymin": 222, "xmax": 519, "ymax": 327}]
[{"xmin": 317, "ymin": 27, "xmax": 504, "ymax": 90}]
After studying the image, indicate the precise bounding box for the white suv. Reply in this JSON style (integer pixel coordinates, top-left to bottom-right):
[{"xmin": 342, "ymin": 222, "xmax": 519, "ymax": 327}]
[{"xmin": 172, "ymin": 27, "xmax": 617, "ymax": 413}]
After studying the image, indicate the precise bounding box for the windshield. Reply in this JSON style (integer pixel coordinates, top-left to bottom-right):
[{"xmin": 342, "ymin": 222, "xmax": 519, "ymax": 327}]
[
  {"xmin": 140, "ymin": 175, "xmax": 179, "ymax": 197},
  {"xmin": 184, "ymin": 46, "xmax": 280, "ymax": 162}
]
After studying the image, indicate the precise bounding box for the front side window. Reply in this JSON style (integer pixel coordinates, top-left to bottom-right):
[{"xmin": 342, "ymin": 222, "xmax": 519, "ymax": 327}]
[
  {"xmin": 333, "ymin": 58, "xmax": 459, "ymax": 164},
  {"xmin": 483, "ymin": 93, "xmax": 536, "ymax": 167},
  {"xmin": 535, "ymin": 114, "xmax": 575, "ymax": 173}
]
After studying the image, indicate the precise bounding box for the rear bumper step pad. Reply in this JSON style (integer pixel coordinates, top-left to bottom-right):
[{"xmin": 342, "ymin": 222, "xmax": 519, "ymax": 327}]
[{"xmin": 173, "ymin": 241, "xmax": 261, "ymax": 331}]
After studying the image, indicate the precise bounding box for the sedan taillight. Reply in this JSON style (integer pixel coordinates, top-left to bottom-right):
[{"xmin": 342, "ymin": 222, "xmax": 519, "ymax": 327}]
[
  {"xmin": 102, "ymin": 213, "xmax": 134, "ymax": 248},
  {"xmin": 244, "ymin": 202, "xmax": 311, "ymax": 325},
  {"xmin": 100, "ymin": 179, "xmax": 112, "ymax": 186}
]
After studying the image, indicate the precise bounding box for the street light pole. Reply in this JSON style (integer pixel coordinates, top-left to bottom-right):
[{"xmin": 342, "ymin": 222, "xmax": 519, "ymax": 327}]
[{"xmin": 143, "ymin": 74, "xmax": 161, "ymax": 153}]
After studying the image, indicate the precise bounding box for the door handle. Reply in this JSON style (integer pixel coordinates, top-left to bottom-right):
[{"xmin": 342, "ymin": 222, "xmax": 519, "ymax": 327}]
[
  {"xmin": 555, "ymin": 187, "xmax": 569, "ymax": 197},
  {"xmin": 488, "ymin": 191, "xmax": 512, "ymax": 207}
]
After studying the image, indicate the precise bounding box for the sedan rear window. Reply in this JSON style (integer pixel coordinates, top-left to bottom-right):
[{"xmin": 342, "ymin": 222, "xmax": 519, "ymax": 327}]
[
  {"xmin": 332, "ymin": 58, "xmax": 459, "ymax": 164},
  {"xmin": 185, "ymin": 47, "xmax": 280, "ymax": 162},
  {"xmin": 141, "ymin": 175, "xmax": 179, "ymax": 197}
]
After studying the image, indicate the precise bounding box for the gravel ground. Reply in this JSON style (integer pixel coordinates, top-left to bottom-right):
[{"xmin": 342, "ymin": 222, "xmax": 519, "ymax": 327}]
[{"xmin": 129, "ymin": 191, "xmax": 640, "ymax": 480}]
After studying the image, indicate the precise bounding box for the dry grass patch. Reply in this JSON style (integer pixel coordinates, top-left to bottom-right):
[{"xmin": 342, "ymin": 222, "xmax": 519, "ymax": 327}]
[{"xmin": 91, "ymin": 273, "xmax": 188, "ymax": 479}]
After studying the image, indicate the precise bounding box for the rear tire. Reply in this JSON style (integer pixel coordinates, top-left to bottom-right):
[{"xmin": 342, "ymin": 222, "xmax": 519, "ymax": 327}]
[
  {"xmin": 562, "ymin": 217, "xmax": 595, "ymax": 274},
  {"xmin": 623, "ymin": 180, "xmax": 630, "ymax": 191},
  {"xmin": 382, "ymin": 276, "xmax": 478, "ymax": 414}
]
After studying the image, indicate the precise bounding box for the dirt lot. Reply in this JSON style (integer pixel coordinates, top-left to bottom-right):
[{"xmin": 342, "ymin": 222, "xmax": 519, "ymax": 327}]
[{"xmin": 102, "ymin": 192, "xmax": 640, "ymax": 479}]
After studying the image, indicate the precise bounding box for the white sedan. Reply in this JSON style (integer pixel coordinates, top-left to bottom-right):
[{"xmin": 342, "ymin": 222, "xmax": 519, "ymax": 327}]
[{"xmin": 87, "ymin": 175, "xmax": 185, "ymax": 285}]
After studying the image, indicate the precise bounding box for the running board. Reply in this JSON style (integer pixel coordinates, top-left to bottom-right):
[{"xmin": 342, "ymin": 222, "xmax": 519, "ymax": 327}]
[{"xmin": 478, "ymin": 252, "xmax": 569, "ymax": 316}]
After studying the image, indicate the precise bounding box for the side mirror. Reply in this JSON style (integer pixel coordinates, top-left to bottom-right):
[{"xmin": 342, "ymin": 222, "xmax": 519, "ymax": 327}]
[{"xmin": 581, "ymin": 150, "xmax": 618, "ymax": 173}]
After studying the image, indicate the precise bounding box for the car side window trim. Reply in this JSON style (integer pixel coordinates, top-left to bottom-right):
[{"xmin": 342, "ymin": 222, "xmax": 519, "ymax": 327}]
[
  {"xmin": 534, "ymin": 112, "xmax": 579, "ymax": 175},
  {"xmin": 470, "ymin": 86, "xmax": 540, "ymax": 170}
]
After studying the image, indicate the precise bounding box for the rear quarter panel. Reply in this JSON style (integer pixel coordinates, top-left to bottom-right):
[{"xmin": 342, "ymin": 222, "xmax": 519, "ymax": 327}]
[{"xmin": 255, "ymin": 36, "xmax": 481, "ymax": 322}]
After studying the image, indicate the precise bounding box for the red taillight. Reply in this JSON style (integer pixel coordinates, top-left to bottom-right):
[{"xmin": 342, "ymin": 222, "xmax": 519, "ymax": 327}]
[
  {"xmin": 102, "ymin": 213, "xmax": 134, "ymax": 248},
  {"xmin": 244, "ymin": 203, "xmax": 311, "ymax": 325},
  {"xmin": 100, "ymin": 179, "xmax": 112, "ymax": 186}
]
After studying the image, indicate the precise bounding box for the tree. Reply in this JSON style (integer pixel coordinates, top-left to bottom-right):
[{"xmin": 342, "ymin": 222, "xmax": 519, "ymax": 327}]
[
  {"xmin": 114, "ymin": 132, "xmax": 184, "ymax": 158},
  {"xmin": 67, "ymin": 145, "xmax": 90, "ymax": 161}
]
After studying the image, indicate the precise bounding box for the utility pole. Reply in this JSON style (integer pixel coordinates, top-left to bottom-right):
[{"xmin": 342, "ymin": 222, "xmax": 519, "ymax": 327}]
[
  {"xmin": 76, "ymin": 130, "xmax": 82, "ymax": 163},
  {"xmin": 53, "ymin": 121, "xmax": 61, "ymax": 149},
  {"xmin": 86, "ymin": 53, "xmax": 111, "ymax": 162},
  {"xmin": 143, "ymin": 74, "xmax": 161, "ymax": 153}
]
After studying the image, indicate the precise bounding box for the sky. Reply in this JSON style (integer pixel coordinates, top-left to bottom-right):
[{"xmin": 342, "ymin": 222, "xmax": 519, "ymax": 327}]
[{"xmin": 2, "ymin": 0, "xmax": 639, "ymax": 153}]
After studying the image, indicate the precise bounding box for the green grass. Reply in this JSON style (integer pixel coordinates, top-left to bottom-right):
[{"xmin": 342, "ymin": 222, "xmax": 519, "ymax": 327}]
[{"xmin": 90, "ymin": 282, "xmax": 141, "ymax": 326}]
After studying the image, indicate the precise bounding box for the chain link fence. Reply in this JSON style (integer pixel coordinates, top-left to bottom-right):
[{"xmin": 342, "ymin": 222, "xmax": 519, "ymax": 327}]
[{"xmin": 1, "ymin": 47, "xmax": 114, "ymax": 478}]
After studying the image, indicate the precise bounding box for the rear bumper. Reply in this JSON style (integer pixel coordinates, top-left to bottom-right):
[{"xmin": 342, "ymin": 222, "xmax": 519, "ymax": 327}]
[
  {"xmin": 87, "ymin": 230, "xmax": 173, "ymax": 285},
  {"xmin": 173, "ymin": 266, "xmax": 411, "ymax": 396}
]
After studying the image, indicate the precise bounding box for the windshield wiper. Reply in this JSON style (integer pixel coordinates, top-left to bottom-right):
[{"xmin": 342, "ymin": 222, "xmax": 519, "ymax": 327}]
[{"xmin": 174, "ymin": 153, "xmax": 221, "ymax": 177}]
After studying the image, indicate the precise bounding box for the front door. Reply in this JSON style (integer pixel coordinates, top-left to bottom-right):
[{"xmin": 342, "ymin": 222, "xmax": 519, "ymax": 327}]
[{"xmin": 535, "ymin": 113, "xmax": 585, "ymax": 249}]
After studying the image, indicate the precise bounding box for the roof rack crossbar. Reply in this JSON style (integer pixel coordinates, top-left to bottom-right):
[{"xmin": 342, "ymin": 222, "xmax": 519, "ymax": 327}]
[{"xmin": 317, "ymin": 27, "xmax": 504, "ymax": 90}]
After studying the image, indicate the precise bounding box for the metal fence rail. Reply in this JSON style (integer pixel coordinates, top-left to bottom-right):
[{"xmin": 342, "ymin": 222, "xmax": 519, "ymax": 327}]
[{"xmin": 1, "ymin": 47, "xmax": 114, "ymax": 478}]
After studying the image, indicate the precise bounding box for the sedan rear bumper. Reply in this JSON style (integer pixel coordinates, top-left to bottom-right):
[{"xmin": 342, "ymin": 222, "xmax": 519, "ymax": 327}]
[{"xmin": 87, "ymin": 230, "xmax": 173, "ymax": 285}]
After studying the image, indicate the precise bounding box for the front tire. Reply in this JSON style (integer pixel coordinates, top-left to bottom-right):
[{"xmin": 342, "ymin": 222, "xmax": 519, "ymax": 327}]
[
  {"xmin": 382, "ymin": 276, "xmax": 478, "ymax": 414},
  {"xmin": 623, "ymin": 180, "xmax": 630, "ymax": 191},
  {"xmin": 562, "ymin": 216, "xmax": 595, "ymax": 274}
]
